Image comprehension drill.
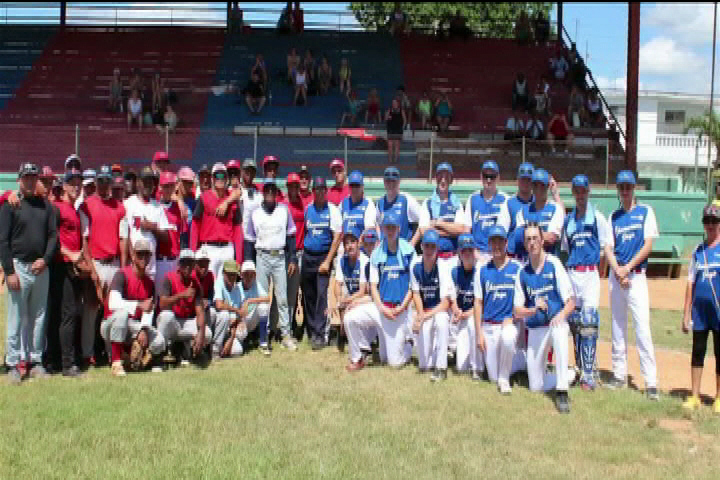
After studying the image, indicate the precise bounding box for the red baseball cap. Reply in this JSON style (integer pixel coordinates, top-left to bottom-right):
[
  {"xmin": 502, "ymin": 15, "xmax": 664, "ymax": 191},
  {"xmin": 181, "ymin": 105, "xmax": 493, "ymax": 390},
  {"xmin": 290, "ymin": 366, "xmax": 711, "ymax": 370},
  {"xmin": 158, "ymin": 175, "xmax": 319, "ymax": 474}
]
[
  {"xmin": 159, "ymin": 171, "xmax": 176, "ymax": 186},
  {"xmin": 226, "ymin": 159, "xmax": 241, "ymax": 170},
  {"xmin": 152, "ymin": 151, "xmax": 169, "ymax": 163},
  {"xmin": 329, "ymin": 158, "xmax": 345, "ymax": 170},
  {"xmin": 263, "ymin": 155, "xmax": 279, "ymax": 167},
  {"xmin": 177, "ymin": 167, "xmax": 195, "ymax": 182},
  {"xmin": 111, "ymin": 163, "xmax": 123, "ymax": 173},
  {"xmin": 287, "ymin": 173, "xmax": 300, "ymax": 185},
  {"xmin": 40, "ymin": 166, "xmax": 55, "ymax": 179}
]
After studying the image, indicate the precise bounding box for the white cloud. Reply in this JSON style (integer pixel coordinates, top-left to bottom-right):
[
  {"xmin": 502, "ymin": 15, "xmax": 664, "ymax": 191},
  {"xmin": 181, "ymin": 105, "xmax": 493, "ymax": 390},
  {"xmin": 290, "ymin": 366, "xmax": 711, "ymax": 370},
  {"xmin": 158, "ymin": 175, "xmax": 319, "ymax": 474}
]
[
  {"xmin": 639, "ymin": 36, "xmax": 705, "ymax": 76},
  {"xmin": 644, "ymin": 3, "xmax": 716, "ymax": 46}
]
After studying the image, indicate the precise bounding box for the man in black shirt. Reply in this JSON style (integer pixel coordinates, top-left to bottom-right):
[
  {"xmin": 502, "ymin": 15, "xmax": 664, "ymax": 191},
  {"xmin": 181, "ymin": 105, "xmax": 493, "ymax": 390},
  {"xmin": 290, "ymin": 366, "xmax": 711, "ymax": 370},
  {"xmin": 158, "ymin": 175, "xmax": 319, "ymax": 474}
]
[
  {"xmin": 0, "ymin": 163, "xmax": 57, "ymax": 384},
  {"xmin": 243, "ymin": 71, "xmax": 266, "ymax": 115}
]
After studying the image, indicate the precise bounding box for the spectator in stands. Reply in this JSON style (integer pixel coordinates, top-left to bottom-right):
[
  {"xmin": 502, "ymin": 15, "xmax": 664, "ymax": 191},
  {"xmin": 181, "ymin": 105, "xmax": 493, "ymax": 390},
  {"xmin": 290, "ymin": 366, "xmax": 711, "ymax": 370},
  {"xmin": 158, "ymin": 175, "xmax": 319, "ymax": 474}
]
[
  {"xmin": 417, "ymin": 91, "xmax": 432, "ymax": 130},
  {"xmin": 512, "ymin": 73, "xmax": 531, "ymax": 112},
  {"xmin": 243, "ymin": 71, "xmax": 266, "ymax": 115},
  {"xmin": 569, "ymin": 45, "xmax": 587, "ymax": 89},
  {"xmin": 365, "ymin": 88, "xmax": 382, "ymax": 124},
  {"xmin": 129, "ymin": 69, "xmax": 144, "ymax": 100},
  {"xmin": 293, "ymin": 64, "xmax": 308, "ymax": 106},
  {"xmin": 127, "ymin": 89, "xmax": 143, "ymax": 132},
  {"xmin": 534, "ymin": 11, "xmax": 550, "ymax": 45},
  {"xmin": 287, "ymin": 48, "xmax": 300, "ymax": 84},
  {"xmin": 585, "ymin": 88, "xmax": 605, "ymax": 128},
  {"xmin": 568, "ymin": 85, "xmax": 585, "ymax": 128},
  {"xmin": 549, "ymin": 46, "xmax": 569, "ymax": 83},
  {"xmin": 435, "ymin": 94, "xmax": 452, "ymax": 132},
  {"xmin": 317, "ymin": 56, "xmax": 332, "ymax": 95},
  {"xmin": 397, "ymin": 86, "xmax": 412, "ymax": 129},
  {"xmin": 526, "ymin": 111, "xmax": 545, "ymax": 141},
  {"xmin": 340, "ymin": 89, "xmax": 360, "ymax": 127},
  {"xmin": 151, "ymin": 73, "xmax": 164, "ymax": 117},
  {"xmin": 386, "ymin": 98, "xmax": 406, "ymax": 164},
  {"xmin": 533, "ymin": 82, "xmax": 549, "ymax": 117},
  {"xmin": 388, "ymin": 4, "xmax": 408, "ymax": 36},
  {"xmin": 548, "ymin": 110, "xmax": 573, "ymax": 153},
  {"xmin": 108, "ymin": 67, "xmax": 124, "ymax": 113},
  {"xmin": 504, "ymin": 112, "xmax": 525, "ymax": 141},
  {"xmin": 515, "ymin": 11, "xmax": 533, "ymax": 45},
  {"xmin": 251, "ymin": 54, "xmax": 267, "ymax": 88},
  {"xmin": 160, "ymin": 104, "xmax": 178, "ymax": 132},
  {"xmin": 449, "ymin": 10, "xmax": 471, "ymax": 40},
  {"xmin": 303, "ymin": 50, "xmax": 316, "ymax": 90},
  {"xmin": 338, "ymin": 58, "xmax": 351, "ymax": 94}
]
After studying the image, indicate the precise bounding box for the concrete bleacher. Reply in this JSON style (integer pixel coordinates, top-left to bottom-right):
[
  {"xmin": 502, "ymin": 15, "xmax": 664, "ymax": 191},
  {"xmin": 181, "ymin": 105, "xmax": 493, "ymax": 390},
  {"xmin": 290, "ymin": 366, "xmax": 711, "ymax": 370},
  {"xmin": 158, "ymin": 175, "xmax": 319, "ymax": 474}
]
[{"xmin": 0, "ymin": 27, "xmax": 56, "ymax": 110}]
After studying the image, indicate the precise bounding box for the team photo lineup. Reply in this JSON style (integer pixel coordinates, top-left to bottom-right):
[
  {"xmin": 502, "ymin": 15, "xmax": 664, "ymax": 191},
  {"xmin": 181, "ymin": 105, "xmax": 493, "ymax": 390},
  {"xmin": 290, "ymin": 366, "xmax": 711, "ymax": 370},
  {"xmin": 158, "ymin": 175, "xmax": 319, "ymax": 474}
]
[{"xmin": 3, "ymin": 151, "xmax": 718, "ymax": 416}]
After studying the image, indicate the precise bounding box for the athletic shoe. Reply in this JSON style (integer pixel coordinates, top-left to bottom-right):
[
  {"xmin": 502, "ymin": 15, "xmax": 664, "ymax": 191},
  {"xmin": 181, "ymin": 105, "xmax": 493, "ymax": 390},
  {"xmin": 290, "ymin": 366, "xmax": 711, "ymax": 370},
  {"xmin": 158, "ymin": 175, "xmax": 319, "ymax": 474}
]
[
  {"xmin": 682, "ymin": 395, "xmax": 701, "ymax": 411},
  {"xmin": 603, "ymin": 377, "xmax": 626, "ymax": 390},
  {"xmin": 580, "ymin": 380, "xmax": 596, "ymax": 392},
  {"xmin": 180, "ymin": 360, "xmax": 190, "ymax": 368},
  {"xmin": 346, "ymin": 358, "xmax": 365, "ymax": 372},
  {"xmin": 29, "ymin": 365, "xmax": 48, "ymax": 379},
  {"xmin": 151, "ymin": 366, "xmax": 163, "ymax": 373},
  {"xmin": 471, "ymin": 370, "xmax": 482, "ymax": 382},
  {"xmin": 498, "ymin": 378, "xmax": 512, "ymax": 395},
  {"xmin": 259, "ymin": 343, "xmax": 271, "ymax": 356},
  {"xmin": 281, "ymin": 336, "xmax": 298, "ymax": 351},
  {"xmin": 311, "ymin": 337, "xmax": 325, "ymax": 351},
  {"xmin": 713, "ymin": 398, "xmax": 720, "ymax": 414},
  {"xmin": 430, "ymin": 369, "xmax": 447, "ymax": 382},
  {"xmin": 646, "ymin": 387, "xmax": 659, "ymax": 401},
  {"xmin": 62, "ymin": 366, "xmax": 84, "ymax": 378},
  {"xmin": 111, "ymin": 361, "xmax": 126, "ymax": 377},
  {"xmin": 555, "ymin": 391, "xmax": 571, "ymax": 414},
  {"xmin": 7, "ymin": 368, "xmax": 22, "ymax": 385}
]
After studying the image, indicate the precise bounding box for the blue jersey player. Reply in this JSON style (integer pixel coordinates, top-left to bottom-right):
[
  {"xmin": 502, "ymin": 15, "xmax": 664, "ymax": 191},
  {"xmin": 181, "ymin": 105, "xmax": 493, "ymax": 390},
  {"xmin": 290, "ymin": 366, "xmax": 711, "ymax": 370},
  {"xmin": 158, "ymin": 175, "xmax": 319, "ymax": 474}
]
[
  {"xmin": 448, "ymin": 234, "xmax": 481, "ymax": 378},
  {"xmin": 375, "ymin": 167, "xmax": 422, "ymax": 246},
  {"xmin": 514, "ymin": 168, "xmax": 565, "ymax": 253}
]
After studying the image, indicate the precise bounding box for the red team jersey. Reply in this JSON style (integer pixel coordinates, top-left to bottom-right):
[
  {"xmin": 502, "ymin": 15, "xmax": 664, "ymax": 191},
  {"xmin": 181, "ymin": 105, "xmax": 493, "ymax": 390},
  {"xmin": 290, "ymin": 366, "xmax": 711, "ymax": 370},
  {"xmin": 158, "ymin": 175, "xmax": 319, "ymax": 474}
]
[
  {"xmin": 327, "ymin": 184, "xmax": 350, "ymax": 206},
  {"xmin": 190, "ymin": 189, "xmax": 243, "ymax": 263},
  {"xmin": 53, "ymin": 199, "xmax": 83, "ymax": 263},
  {"xmin": 79, "ymin": 195, "xmax": 126, "ymax": 260},
  {"xmin": 285, "ymin": 196, "xmax": 307, "ymax": 251},
  {"xmin": 162, "ymin": 271, "xmax": 202, "ymax": 319},
  {"xmin": 192, "ymin": 270, "xmax": 215, "ymax": 301},
  {"xmin": 156, "ymin": 200, "xmax": 185, "ymax": 258},
  {"xmin": 105, "ymin": 266, "xmax": 155, "ymax": 319}
]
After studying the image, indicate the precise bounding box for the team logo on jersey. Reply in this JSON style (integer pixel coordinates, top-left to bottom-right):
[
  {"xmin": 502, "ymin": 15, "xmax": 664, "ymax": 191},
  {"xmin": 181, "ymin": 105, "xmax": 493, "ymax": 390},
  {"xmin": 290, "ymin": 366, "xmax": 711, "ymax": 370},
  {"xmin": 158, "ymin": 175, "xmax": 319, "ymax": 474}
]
[
  {"xmin": 543, "ymin": 273, "xmax": 554, "ymax": 279},
  {"xmin": 631, "ymin": 215, "xmax": 643, "ymax": 221}
]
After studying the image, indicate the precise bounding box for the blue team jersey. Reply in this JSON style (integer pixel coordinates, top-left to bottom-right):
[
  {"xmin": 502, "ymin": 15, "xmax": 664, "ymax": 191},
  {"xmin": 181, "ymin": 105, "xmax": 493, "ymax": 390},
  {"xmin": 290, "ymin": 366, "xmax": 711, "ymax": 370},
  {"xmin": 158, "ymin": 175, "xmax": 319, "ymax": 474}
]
[
  {"xmin": 377, "ymin": 194, "xmax": 414, "ymax": 241},
  {"xmin": 520, "ymin": 201, "xmax": 561, "ymax": 254},
  {"xmin": 339, "ymin": 255, "xmax": 363, "ymax": 295},
  {"xmin": 690, "ymin": 242, "xmax": 720, "ymax": 331},
  {"xmin": 516, "ymin": 255, "xmax": 570, "ymax": 328},
  {"xmin": 425, "ymin": 198, "xmax": 461, "ymax": 253},
  {"xmin": 412, "ymin": 260, "xmax": 442, "ymax": 309},
  {"xmin": 507, "ymin": 194, "xmax": 532, "ymax": 235},
  {"xmin": 370, "ymin": 239, "xmax": 415, "ymax": 304},
  {"xmin": 610, "ymin": 204, "xmax": 656, "ymax": 270},
  {"xmin": 304, "ymin": 203, "xmax": 334, "ymax": 253},
  {"xmin": 507, "ymin": 226, "xmax": 528, "ymax": 263},
  {"xmin": 563, "ymin": 206, "xmax": 601, "ymax": 267},
  {"xmin": 451, "ymin": 263, "xmax": 476, "ymax": 312},
  {"xmin": 467, "ymin": 191, "xmax": 510, "ymax": 252},
  {"xmin": 479, "ymin": 260, "xmax": 521, "ymax": 323},
  {"xmin": 341, "ymin": 197, "xmax": 371, "ymax": 233}
]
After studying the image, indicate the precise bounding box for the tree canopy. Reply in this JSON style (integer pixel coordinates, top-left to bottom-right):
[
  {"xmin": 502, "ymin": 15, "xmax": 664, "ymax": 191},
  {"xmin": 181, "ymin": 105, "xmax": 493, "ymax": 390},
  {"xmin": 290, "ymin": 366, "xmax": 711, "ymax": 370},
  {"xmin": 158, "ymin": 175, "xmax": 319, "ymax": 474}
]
[
  {"xmin": 348, "ymin": 2, "xmax": 553, "ymax": 36},
  {"xmin": 686, "ymin": 111, "xmax": 720, "ymax": 168}
]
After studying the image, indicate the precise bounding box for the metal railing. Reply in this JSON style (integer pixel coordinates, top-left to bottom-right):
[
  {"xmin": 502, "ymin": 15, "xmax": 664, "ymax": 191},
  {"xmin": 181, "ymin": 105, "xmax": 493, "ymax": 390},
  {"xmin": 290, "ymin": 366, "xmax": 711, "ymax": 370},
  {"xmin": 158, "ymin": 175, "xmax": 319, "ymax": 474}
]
[{"xmin": 655, "ymin": 133, "xmax": 710, "ymax": 149}]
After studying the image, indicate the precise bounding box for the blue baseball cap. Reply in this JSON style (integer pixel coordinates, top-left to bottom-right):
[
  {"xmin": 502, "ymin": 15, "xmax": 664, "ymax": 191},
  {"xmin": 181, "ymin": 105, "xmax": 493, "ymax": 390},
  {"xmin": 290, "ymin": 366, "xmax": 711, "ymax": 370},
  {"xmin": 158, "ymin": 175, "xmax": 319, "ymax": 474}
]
[
  {"xmin": 421, "ymin": 229, "xmax": 440, "ymax": 245},
  {"xmin": 488, "ymin": 225, "xmax": 507, "ymax": 240},
  {"xmin": 97, "ymin": 165, "xmax": 113, "ymax": 180},
  {"xmin": 348, "ymin": 171, "xmax": 364, "ymax": 186},
  {"xmin": 518, "ymin": 162, "xmax": 534, "ymax": 179},
  {"xmin": 384, "ymin": 167, "xmax": 400, "ymax": 180},
  {"xmin": 381, "ymin": 211, "xmax": 401, "ymax": 227},
  {"xmin": 362, "ymin": 229, "xmax": 379, "ymax": 242},
  {"xmin": 531, "ymin": 168, "xmax": 550, "ymax": 186},
  {"xmin": 436, "ymin": 162, "xmax": 453, "ymax": 175},
  {"xmin": 64, "ymin": 168, "xmax": 82, "ymax": 182},
  {"xmin": 482, "ymin": 160, "xmax": 499, "ymax": 173},
  {"xmin": 572, "ymin": 174, "xmax": 589, "ymax": 189},
  {"xmin": 457, "ymin": 234, "xmax": 475, "ymax": 250},
  {"xmin": 342, "ymin": 220, "xmax": 362, "ymax": 239},
  {"xmin": 616, "ymin": 170, "xmax": 636, "ymax": 185}
]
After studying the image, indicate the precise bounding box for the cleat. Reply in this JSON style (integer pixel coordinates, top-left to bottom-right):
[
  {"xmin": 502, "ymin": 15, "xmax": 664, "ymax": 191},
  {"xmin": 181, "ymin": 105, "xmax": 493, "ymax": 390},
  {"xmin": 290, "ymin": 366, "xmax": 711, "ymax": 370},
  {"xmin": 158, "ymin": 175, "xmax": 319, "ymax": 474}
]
[
  {"xmin": 498, "ymin": 379, "xmax": 512, "ymax": 395},
  {"xmin": 603, "ymin": 377, "xmax": 626, "ymax": 390},
  {"xmin": 7, "ymin": 368, "xmax": 22, "ymax": 385},
  {"xmin": 471, "ymin": 370, "xmax": 482, "ymax": 382},
  {"xmin": 646, "ymin": 387, "xmax": 659, "ymax": 401},
  {"xmin": 281, "ymin": 336, "xmax": 298, "ymax": 351},
  {"xmin": 29, "ymin": 365, "xmax": 48, "ymax": 379},
  {"xmin": 111, "ymin": 361, "xmax": 126, "ymax": 377},
  {"xmin": 682, "ymin": 395, "xmax": 701, "ymax": 411},
  {"xmin": 555, "ymin": 391, "xmax": 571, "ymax": 414},
  {"xmin": 345, "ymin": 358, "xmax": 365, "ymax": 372},
  {"xmin": 259, "ymin": 343, "xmax": 272, "ymax": 356},
  {"xmin": 430, "ymin": 369, "xmax": 447, "ymax": 382},
  {"xmin": 62, "ymin": 366, "xmax": 84, "ymax": 378},
  {"xmin": 713, "ymin": 398, "xmax": 720, "ymax": 414}
]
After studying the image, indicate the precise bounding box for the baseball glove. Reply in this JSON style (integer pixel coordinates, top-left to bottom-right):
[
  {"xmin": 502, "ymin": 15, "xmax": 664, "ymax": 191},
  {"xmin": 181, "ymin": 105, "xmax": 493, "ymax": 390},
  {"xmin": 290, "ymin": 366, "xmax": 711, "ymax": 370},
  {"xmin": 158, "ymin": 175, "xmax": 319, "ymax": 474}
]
[{"xmin": 126, "ymin": 339, "xmax": 152, "ymax": 371}]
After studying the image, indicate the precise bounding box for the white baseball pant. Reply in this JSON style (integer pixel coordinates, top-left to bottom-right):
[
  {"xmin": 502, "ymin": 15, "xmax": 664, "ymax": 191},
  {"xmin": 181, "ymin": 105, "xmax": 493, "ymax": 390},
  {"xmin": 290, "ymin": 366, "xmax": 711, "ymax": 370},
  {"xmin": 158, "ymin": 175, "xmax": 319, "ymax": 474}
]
[
  {"xmin": 526, "ymin": 323, "xmax": 570, "ymax": 392},
  {"xmin": 609, "ymin": 272, "xmax": 657, "ymax": 388},
  {"xmin": 203, "ymin": 244, "xmax": 235, "ymax": 282},
  {"xmin": 215, "ymin": 302, "xmax": 270, "ymax": 356},
  {"xmin": 415, "ymin": 311, "xmax": 449, "ymax": 371},
  {"xmin": 156, "ymin": 310, "xmax": 212, "ymax": 348},
  {"xmin": 99, "ymin": 311, "xmax": 166, "ymax": 355},
  {"xmin": 155, "ymin": 258, "xmax": 178, "ymax": 288},
  {"xmin": 343, "ymin": 302, "xmax": 380, "ymax": 363},
  {"xmin": 454, "ymin": 317, "xmax": 478, "ymax": 373},
  {"xmin": 568, "ymin": 270, "xmax": 600, "ymax": 309},
  {"xmin": 80, "ymin": 259, "xmax": 120, "ymax": 359},
  {"xmin": 482, "ymin": 323, "xmax": 525, "ymax": 384},
  {"xmin": 378, "ymin": 308, "xmax": 411, "ymax": 367}
]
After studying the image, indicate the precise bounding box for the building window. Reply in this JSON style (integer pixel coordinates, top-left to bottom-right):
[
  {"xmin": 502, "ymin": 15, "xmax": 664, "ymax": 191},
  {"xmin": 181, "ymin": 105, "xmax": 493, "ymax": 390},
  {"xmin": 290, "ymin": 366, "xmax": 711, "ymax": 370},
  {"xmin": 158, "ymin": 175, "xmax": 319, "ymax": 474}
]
[
  {"xmin": 609, "ymin": 105, "xmax": 626, "ymax": 116},
  {"xmin": 664, "ymin": 110, "xmax": 686, "ymax": 124}
]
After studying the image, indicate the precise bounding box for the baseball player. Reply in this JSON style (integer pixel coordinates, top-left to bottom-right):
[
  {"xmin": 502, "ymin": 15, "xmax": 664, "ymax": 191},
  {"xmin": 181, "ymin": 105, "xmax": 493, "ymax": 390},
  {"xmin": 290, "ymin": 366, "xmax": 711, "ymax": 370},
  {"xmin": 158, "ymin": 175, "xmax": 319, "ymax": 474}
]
[
  {"xmin": 262, "ymin": 156, "xmax": 286, "ymax": 202},
  {"xmin": 604, "ymin": 170, "xmax": 659, "ymax": 400},
  {"xmin": 418, "ymin": 163, "xmax": 466, "ymax": 269},
  {"xmin": 190, "ymin": 162, "xmax": 243, "ymax": 280},
  {"xmin": 328, "ymin": 158, "xmax": 351, "ymax": 205},
  {"xmin": 461, "ymin": 160, "xmax": 511, "ymax": 266},
  {"xmin": 340, "ymin": 171, "xmax": 377, "ymax": 236},
  {"xmin": 192, "ymin": 246, "xmax": 216, "ymax": 329},
  {"xmin": 513, "ymin": 222, "xmax": 575, "ymax": 413},
  {"xmin": 448, "ymin": 234, "xmax": 481, "ymax": 379},
  {"xmin": 361, "ymin": 228, "xmax": 379, "ymax": 257},
  {"xmin": 474, "ymin": 226, "xmax": 525, "ymax": 393},
  {"xmin": 370, "ymin": 211, "xmax": 416, "ymax": 367},
  {"xmin": 561, "ymin": 174, "xmax": 613, "ymax": 391},
  {"xmin": 376, "ymin": 167, "xmax": 422, "ymax": 246},
  {"xmin": 514, "ymin": 168, "xmax": 564, "ymax": 254},
  {"xmin": 335, "ymin": 221, "xmax": 375, "ymax": 371},
  {"xmin": 284, "ymin": 172, "xmax": 306, "ymax": 337},
  {"xmin": 506, "ymin": 162, "xmax": 534, "ymax": 237},
  {"xmin": 411, "ymin": 229, "xmax": 451, "ymax": 381},
  {"xmin": 100, "ymin": 238, "xmax": 165, "ymax": 377},
  {"xmin": 156, "ymin": 172, "xmax": 187, "ymax": 286}
]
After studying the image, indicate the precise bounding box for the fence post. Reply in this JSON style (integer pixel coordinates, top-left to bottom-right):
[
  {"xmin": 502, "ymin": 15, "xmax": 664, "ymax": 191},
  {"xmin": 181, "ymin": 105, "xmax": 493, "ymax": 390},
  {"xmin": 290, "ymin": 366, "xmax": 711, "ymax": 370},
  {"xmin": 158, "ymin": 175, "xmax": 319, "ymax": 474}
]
[
  {"xmin": 75, "ymin": 124, "xmax": 79, "ymax": 155},
  {"xmin": 694, "ymin": 138, "xmax": 700, "ymax": 192},
  {"xmin": 344, "ymin": 136, "xmax": 348, "ymax": 170},
  {"xmin": 428, "ymin": 132, "xmax": 435, "ymax": 183},
  {"xmin": 605, "ymin": 137, "xmax": 610, "ymax": 187},
  {"xmin": 521, "ymin": 136, "xmax": 526, "ymax": 163},
  {"xmin": 165, "ymin": 126, "xmax": 169, "ymax": 154},
  {"xmin": 253, "ymin": 125, "xmax": 258, "ymax": 162}
]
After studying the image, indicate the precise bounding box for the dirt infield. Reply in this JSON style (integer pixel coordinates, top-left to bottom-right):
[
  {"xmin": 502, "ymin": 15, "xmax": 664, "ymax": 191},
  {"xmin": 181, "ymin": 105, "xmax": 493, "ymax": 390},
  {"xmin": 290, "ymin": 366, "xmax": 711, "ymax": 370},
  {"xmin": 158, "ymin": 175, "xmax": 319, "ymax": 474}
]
[{"xmin": 600, "ymin": 278, "xmax": 686, "ymax": 311}]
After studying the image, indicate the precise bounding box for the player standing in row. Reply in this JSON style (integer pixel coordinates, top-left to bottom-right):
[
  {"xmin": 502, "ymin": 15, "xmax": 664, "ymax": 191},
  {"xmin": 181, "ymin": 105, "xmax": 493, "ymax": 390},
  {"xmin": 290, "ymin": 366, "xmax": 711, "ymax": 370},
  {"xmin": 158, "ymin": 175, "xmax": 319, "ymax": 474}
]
[
  {"xmin": 327, "ymin": 158, "xmax": 351, "ymax": 206},
  {"xmin": 411, "ymin": 229, "xmax": 450, "ymax": 381},
  {"xmin": 462, "ymin": 161, "xmax": 510, "ymax": 266},
  {"xmin": 604, "ymin": 170, "xmax": 659, "ymax": 400},
  {"xmin": 284, "ymin": 173, "xmax": 307, "ymax": 337},
  {"xmin": 262, "ymin": 156, "xmax": 285, "ymax": 202},
  {"xmin": 506, "ymin": 162, "xmax": 534, "ymax": 237},
  {"xmin": 515, "ymin": 168, "xmax": 564, "ymax": 254},
  {"xmin": 340, "ymin": 171, "xmax": 377, "ymax": 236},
  {"xmin": 155, "ymin": 172, "xmax": 187, "ymax": 286},
  {"xmin": 561, "ymin": 174, "xmax": 613, "ymax": 391},
  {"xmin": 370, "ymin": 211, "xmax": 416, "ymax": 366},
  {"xmin": 376, "ymin": 167, "xmax": 422, "ymax": 246},
  {"xmin": 475, "ymin": 225, "xmax": 524, "ymax": 394},
  {"xmin": 513, "ymin": 223, "xmax": 575, "ymax": 413}
]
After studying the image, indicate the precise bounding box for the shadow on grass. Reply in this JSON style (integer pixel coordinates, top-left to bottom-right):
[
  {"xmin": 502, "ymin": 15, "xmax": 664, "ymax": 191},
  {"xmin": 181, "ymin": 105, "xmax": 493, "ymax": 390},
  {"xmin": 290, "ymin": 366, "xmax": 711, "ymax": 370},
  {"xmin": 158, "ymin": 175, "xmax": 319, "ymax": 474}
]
[{"xmin": 668, "ymin": 388, "xmax": 716, "ymax": 405}]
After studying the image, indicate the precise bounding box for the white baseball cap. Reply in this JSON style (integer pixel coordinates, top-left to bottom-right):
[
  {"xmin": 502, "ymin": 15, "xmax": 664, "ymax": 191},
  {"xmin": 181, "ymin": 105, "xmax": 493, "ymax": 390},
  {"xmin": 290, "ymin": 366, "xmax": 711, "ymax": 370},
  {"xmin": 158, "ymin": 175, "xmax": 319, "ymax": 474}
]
[
  {"xmin": 178, "ymin": 249, "xmax": 195, "ymax": 261},
  {"xmin": 211, "ymin": 162, "xmax": 227, "ymax": 175},
  {"xmin": 240, "ymin": 261, "xmax": 256, "ymax": 273},
  {"xmin": 195, "ymin": 246, "xmax": 210, "ymax": 261},
  {"xmin": 133, "ymin": 238, "xmax": 152, "ymax": 253}
]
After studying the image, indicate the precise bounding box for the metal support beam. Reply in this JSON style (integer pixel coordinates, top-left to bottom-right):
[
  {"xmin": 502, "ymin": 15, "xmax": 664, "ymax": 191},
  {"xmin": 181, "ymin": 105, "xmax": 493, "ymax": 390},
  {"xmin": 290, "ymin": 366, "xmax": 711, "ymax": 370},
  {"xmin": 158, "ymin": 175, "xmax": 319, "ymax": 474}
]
[
  {"xmin": 60, "ymin": 2, "xmax": 66, "ymax": 27},
  {"xmin": 625, "ymin": 2, "xmax": 640, "ymax": 173},
  {"xmin": 557, "ymin": 2, "xmax": 563, "ymax": 42}
]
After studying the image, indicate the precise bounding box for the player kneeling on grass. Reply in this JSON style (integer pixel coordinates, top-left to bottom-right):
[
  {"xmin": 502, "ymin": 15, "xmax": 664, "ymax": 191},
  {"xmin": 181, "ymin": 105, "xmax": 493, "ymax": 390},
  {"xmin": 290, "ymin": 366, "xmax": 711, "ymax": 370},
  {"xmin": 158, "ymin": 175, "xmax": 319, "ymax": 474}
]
[
  {"xmin": 214, "ymin": 260, "xmax": 271, "ymax": 357},
  {"xmin": 447, "ymin": 234, "xmax": 481, "ymax": 379},
  {"xmin": 101, "ymin": 238, "xmax": 166, "ymax": 377},
  {"xmin": 682, "ymin": 205, "xmax": 720, "ymax": 413},
  {"xmin": 513, "ymin": 223, "xmax": 575, "ymax": 413},
  {"xmin": 156, "ymin": 250, "xmax": 211, "ymax": 365},
  {"xmin": 475, "ymin": 226, "xmax": 525, "ymax": 394},
  {"xmin": 336, "ymin": 222, "xmax": 376, "ymax": 371},
  {"xmin": 411, "ymin": 229, "xmax": 451, "ymax": 381}
]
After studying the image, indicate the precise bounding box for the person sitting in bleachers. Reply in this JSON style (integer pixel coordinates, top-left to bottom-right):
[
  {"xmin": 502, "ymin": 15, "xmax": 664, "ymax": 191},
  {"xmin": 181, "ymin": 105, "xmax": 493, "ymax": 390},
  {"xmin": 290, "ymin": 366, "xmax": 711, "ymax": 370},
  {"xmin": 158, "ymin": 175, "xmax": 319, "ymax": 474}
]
[
  {"xmin": 512, "ymin": 73, "xmax": 531, "ymax": 112},
  {"xmin": 294, "ymin": 64, "xmax": 308, "ymax": 106},
  {"xmin": 108, "ymin": 67, "xmax": 124, "ymax": 113},
  {"xmin": 549, "ymin": 46, "xmax": 569, "ymax": 83},
  {"xmin": 365, "ymin": 88, "xmax": 382, "ymax": 124},
  {"xmin": 340, "ymin": 90, "xmax": 360, "ymax": 127},
  {"xmin": 568, "ymin": 46, "xmax": 587, "ymax": 90},
  {"xmin": 338, "ymin": 58, "xmax": 352, "ymax": 94},
  {"xmin": 303, "ymin": 50, "xmax": 316, "ymax": 94},
  {"xmin": 397, "ymin": 86, "xmax": 412, "ymax": 129},
  {"xmin": 243, "ymin": 71, "xmax": 266, "ymax": 115},
  {"xmin": 129, "ymin": 68, "xmax": 145, "ymax": 101},
  {"xmin": 585, "ymin": 88, "xmax": 605, "ymax": 128},
  {"xmin": 515, "ymin": 11, "xmax": 532, "ymax": 45},
  {"xmin": 504, "ymin": 112, "xmax": 525, "ymax": 141},
  {"xmin": 417, "ymin": 91, "xmax": 432, "ymax": 130},
  {"xmin": 251, "ymin": 53, "xmax": 267, "ymax": 89},
  {"xmin": 548, "ymin": 110, "xmax": 573, "ymax": 153},
  {"xmin": 568, "ymin": 85, "xmax": 585, "ymax": 128},
  {"xmin": 435, "ymin": 94, "xmax": 453, "ymax": 132},
  {"xmin": 127, "ymin": 89, "xmax": 143, "ymax": 132},
  {"xmin": 151, "ymin": 73, "xmax": 164, "ymax": 118},
  {"xmin": 449, "ymin": 10, "xmax": 471, "ymax": 40},
  {"xmin": 287, "ymin": 48, "xmax": 300, "ymax": 85},
  {"xmin": 533, "ymin": 82, "xmax": 549, "ymax": 118},
  {"xmin": 526, "ymin": 112, "xmax": 545, "ymax": 141},
  {"xmin": 534, "ymin": 11, "xmax": 550, "ymax": 45},
  {"xmin": 317, "ymin": 56, "xmax": 332, "ymax": 95},
  {"xmin": 156, "ymin": 104, "xmax": 178, "ymax": 133},
  {"xmin": 388, "ymin": 5, "xmax": 408, "ymax": 36}
]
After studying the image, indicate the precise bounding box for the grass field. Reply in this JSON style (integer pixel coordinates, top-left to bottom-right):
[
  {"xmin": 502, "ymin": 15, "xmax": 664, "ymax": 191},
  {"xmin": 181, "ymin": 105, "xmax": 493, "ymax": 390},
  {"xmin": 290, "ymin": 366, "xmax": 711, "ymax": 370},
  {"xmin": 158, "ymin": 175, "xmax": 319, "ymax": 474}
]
[{"xmin": 1, "ymin": 298, "xmax": 719, "ymax": 479}]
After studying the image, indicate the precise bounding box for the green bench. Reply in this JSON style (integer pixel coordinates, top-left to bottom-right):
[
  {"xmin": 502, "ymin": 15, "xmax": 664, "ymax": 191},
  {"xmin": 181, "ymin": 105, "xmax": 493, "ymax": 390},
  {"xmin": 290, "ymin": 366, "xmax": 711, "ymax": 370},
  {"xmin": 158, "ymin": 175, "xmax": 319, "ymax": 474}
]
[{"xmin": 647, "ymin": 235, "xmax": 686, "ymax": 278}]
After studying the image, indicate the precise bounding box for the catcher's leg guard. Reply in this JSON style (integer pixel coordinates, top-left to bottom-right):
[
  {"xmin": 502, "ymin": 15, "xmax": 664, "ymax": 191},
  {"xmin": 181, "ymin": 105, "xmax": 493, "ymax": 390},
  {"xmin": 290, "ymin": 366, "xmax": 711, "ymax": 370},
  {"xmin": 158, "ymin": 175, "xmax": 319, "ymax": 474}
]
[
  {"xmin": 568, "ymin": 307, "xmax": 582, "ymax": 372},
  {"xmin": 578, "ymin": 307, "xmax": 599, "ymax": 386}
]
